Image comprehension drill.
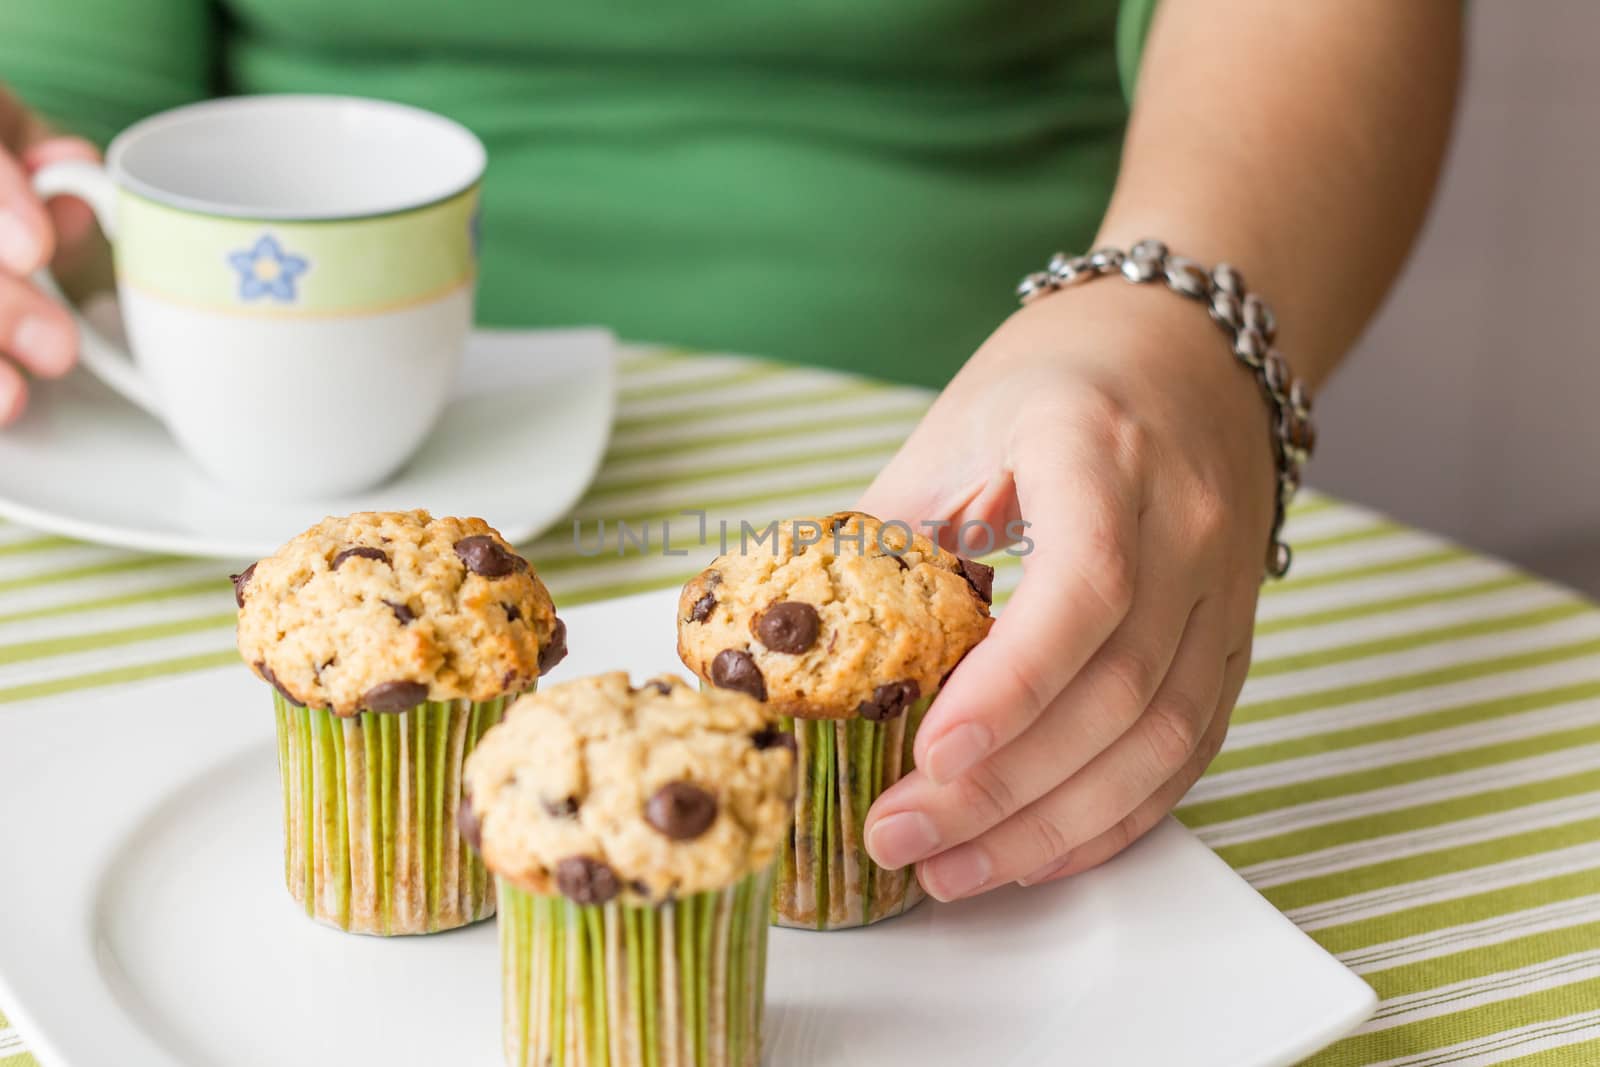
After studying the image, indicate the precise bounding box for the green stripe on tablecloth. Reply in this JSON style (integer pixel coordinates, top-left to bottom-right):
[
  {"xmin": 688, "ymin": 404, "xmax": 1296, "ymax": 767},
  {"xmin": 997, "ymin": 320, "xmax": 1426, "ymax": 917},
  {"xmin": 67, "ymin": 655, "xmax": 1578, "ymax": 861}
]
[
  {"xmin": 613, "ymin": 346, "xmax": 697, "ymax": 374},
  {"xmin": 0, "ymin": 612, "xmax": 235, "ymax": 665},
  {"xmin": 1235, "ymin": 638, "xmax": 1600, "ymax": 721},
  {"xmin": 1210, "ymin": 680, "xmax": 1600, "ymax": 774},
  {"xmin": 1211, "ymin": 772, "xmax": 1600, "ymax": 868},
  {"xmin": 1263, "ymin": 818, "xmax": 1600, "ymax": 913},
  {"xmin": 0, "ymin": 578, "xmax": 226, "ymax": 625},
  {"xmin": 2, "ymin": 351, "xmax": 1599, "ymax": 1065},
  {"xmin": 1183, "ymin": 724, "xmax": 1600, "ymax": 827},
  {"xmin": 1247, "ymin": 602, "xmax": 1591, "ymax": 678},
  {"xmin": 1494, "ymin": 1035, "xmax": 1600, "ymax": 1067},
  {"xmin": 1315, "ymin": 980, "xmax": 1600, "ymax": 1065},
  {"xmin": 1254, "ymin": 576, "xmax": 1535, "ymax": 637},
  {"xmin": 564, "ymin": 471, "xmax": 872, "ymax": 525},
  {"xmin": 613, "ymin": 381, "xmax": 894, "ymax": 432},
  {"xmin": 0, "ymin": 649, "xmax": 238, "ymax": 703},
  {"xmin": 0, "ymin": 1002, "xmax": 32, "ymax": 1067},
  {"xmin": 1260, "ymin": 548, "xmax": 1474, "ymax": 595},
  {"xmin": 1364, "ymin": 924, "xmax": 1600, "ymax": 1001},
  {"xmin": 0, "ymin": 536, "xmax": 74, "ymax": 557},
  {"xmin": 538, "ymin": 571, "xmax": 706, "ymax": 609},
  {"xmin": 615, "ymin": 362, "xmax": 785, "ymax": 403},
  {"xmin": 584, "ymin": 435, "xmax": 905, "ymax": 501},
  {"xmin": 1288, "ymin": 495, "xmax": 1338, "ymax": 517},
  {"xmin": 0, "ymin": 554, "xmax": 187, "ymax": 593},
  {"xmin": 602, "ymin": 403, "xmax": 928, "ymax": 465},
  {"xmin": 1315, "ymin": 868, "xmax": 1600, "ymax": 957},
  {"xmin": 1291, "ymin": 521, "xmax": 1408, "ymax": 553}
]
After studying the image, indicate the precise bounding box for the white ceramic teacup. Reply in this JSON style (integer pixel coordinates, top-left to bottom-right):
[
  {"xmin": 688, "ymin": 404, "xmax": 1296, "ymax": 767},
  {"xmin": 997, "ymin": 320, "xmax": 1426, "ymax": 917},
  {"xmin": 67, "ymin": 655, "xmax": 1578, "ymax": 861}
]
[{"xmin": 32, "ymin": 95, "xmax": 485, "ymax": 499}]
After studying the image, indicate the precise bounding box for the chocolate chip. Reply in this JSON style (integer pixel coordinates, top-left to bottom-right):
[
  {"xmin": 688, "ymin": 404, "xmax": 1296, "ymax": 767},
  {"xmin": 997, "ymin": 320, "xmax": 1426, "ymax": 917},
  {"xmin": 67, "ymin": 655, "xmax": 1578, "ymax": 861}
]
[
  {"xmin": 956, "ymin": 557, "xmax": 995, "ymax": 605},
  {"xmin": 256, "ymin": 661, "xmax": 304, "ymax": 707},
  {"xmin": 457, "ymin": 793, "xmax": 482, "ymax": 853},
  {"xmin": 754, "ymin": 601, "xmax": 820, "ymax": 655},
  {"xmin": 538, "ymin": 618, "xmax": 568, "ymax": 675},
  {"xmin": 628, "ymin": 879, "xmax": 651, "ymax": 898},
  {"xmin": 361, "ymin": 680, "xmax": 429, "ymax": 713},
  {"xmin": 856, "ymin": 679, "xmax": 921, "ymax": 722},
  {"xmin": 555, "ymin": 856, "xmax": 620, "ymax": 905},
  {"xmin": 689, "ymin": 593, "xmax": 716, "ymax": 624},
  {"xmin": 230, "ymin": 563, "xmax": 257, "ymax": 609},
  {"xmin": 645, "ymin": 679, "xmax": 673, "ymax": 696},
  {"xmin": 828, "ymin": 515, "xmax": 850, "ymax": 534},
  {"xmin": 710, "ymin": 649, "xmax": 766, "ymax": 700},
  {"xmin": 706, "ymin": 570, "xmax": 723, "ymax": 588},
  {"xmin": 454, "ymin": 535, "xmax": 521, "ymax": 578},
  {"xmin": 645, "ymin": 781, "xmax": 719, "ymax": 840},
  {"xmin": 383, "ymin": 599, "xmax": 416, "ymax": 625},
  {"xmin": 503, "ymin": 602, "xmax": 521, "ymax": 624},
  {"xmin": 751, "ymin": 725, "xmax": 797, "ymax": 752},
  {"xmin": 331, "ymin": 546, "xmax": 389, "ymax": 570},
  {"xmin": 543, "ymin": 795, "xmax": 580, "ymax": 818},
  {"xmin": 892, "ymin": 554, "xmax": 909, "ymax": 571}
]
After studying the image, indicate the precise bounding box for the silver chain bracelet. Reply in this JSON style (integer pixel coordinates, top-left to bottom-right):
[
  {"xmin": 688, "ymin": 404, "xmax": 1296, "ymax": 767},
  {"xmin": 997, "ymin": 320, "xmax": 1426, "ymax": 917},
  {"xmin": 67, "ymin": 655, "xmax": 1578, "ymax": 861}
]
[{"xmin": 1015, "ymin": 239, "xmax": 1316, "ymax": 579}]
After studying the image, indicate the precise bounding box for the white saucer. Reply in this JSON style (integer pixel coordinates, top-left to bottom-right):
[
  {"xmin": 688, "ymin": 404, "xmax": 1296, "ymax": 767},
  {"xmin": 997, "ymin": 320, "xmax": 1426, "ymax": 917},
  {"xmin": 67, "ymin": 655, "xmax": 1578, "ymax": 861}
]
[
  {"xmin": 0, "ymin": 325, "xmax": 615, "ymax": 559},
  {"xmin": 0, "ymin": 588, "xmax": 1376, "ymax": 1067}
]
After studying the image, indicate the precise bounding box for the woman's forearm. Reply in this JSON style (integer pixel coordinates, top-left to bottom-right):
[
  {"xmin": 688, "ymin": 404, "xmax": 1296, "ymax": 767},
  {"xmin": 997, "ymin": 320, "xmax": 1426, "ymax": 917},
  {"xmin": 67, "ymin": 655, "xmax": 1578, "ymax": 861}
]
[{"xmin": 1095, "ymin": 0, "xmax": 1463, "ymax": 387}]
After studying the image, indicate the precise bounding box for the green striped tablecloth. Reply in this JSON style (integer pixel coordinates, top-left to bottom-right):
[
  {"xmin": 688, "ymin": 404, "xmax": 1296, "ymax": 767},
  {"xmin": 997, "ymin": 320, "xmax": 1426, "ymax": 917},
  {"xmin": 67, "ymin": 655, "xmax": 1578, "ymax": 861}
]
[{"xmin": 2, "ymin": 347, "xmax": 1598, "ymax": 1066}]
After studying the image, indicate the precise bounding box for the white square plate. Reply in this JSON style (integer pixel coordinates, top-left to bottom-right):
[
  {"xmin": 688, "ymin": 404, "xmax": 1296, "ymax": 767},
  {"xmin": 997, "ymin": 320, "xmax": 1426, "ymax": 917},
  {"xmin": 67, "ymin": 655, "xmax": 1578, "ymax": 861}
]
[{"xmin": 0, "ymin": 589, "xmax": 1374, "ymax": 1066}]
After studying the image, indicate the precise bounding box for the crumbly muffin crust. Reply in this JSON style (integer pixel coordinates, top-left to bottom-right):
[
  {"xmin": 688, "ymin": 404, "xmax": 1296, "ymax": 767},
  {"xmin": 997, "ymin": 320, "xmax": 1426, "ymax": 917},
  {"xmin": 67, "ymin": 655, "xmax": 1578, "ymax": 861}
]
[
  {"xmin": 235, "ymin": 510, "xmax": 564, "ymax": 716},
  {"xmin": 462, "ymin": 673, "xmax": 795, "ymax": 902},
  {"xmin": 675, "ymin": 512, "xmax": 994, "ymax": 720}
]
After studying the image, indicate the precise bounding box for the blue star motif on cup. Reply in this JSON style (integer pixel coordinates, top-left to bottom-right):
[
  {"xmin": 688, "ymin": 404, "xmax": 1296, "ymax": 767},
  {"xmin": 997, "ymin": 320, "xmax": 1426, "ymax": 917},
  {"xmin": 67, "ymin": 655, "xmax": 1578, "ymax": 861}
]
[{"xmin": 227, "ymin": 235, "xmax": 310, "ymax": 303}]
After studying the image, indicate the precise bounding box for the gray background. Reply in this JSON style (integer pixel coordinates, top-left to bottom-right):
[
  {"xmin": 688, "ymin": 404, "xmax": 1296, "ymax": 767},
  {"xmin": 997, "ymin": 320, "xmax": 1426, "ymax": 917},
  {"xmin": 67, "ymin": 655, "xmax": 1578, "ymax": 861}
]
[{"xmin": 1314, "ymin": 1, "xmax": 1599, "ymax": 594}]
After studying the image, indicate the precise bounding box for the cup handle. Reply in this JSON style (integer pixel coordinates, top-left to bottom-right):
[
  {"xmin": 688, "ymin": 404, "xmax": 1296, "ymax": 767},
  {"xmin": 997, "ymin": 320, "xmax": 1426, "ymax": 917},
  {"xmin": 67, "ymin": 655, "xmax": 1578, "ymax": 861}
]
[{"xmin": 30, "ymin": 161, "xmax": 161, "ymax": 417}]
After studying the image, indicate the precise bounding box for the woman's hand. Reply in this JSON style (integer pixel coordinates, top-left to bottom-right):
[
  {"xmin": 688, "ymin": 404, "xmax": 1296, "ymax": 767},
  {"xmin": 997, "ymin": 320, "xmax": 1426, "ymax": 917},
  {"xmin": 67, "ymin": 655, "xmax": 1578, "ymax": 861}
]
[
  {"xmin": 858, "ymin": 280, "xmax": 1277, "ymax": 899},
  {"xmin": 0, "ymin": 84, "xmax": 100, "ymax": 425}
]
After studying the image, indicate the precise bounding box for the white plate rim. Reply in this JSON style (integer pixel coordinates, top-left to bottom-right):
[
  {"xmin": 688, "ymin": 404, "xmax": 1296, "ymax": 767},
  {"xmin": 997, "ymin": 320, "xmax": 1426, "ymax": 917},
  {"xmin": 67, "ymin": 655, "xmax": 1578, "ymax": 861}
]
[{"xmin": 0, "ymin": 589, "xmax": 1378, "ymax": 1067}]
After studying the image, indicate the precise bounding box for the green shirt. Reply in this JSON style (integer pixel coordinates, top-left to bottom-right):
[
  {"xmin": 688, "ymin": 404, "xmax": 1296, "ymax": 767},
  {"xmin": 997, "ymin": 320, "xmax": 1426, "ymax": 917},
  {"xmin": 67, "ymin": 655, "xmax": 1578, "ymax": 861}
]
[{"xmin": 2, "ymin": 0, "xmax": 1155, "ymax": 387}]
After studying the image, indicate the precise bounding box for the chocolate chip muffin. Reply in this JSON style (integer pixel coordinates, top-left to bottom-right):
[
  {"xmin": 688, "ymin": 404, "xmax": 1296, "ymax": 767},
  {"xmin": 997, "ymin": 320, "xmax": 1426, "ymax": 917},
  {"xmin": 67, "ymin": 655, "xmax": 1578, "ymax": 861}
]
[
  {"xmin": 676, "ymin": 511, "xmax": 994, "ymax": 930},
  {"xmin": 236, "ymin": 510, "xmax": 565, "ymax": 714},
  {"xmin": 233, "ymin": 510, "xmax": 567, "ymax": 936},
  {"xmin": 463, "ymin": 672, "xmax": 794, "ymax": 1067}
]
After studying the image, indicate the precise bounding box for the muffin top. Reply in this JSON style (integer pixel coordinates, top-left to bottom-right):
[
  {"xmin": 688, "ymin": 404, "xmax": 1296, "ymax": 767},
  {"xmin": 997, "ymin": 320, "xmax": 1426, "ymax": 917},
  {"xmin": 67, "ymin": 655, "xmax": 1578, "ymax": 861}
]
[
  {"xmin": 461, "ymin": 672, "xmax": 795, "ymax": 903},
  {"xmin": 676, "ymin": 511, "xmax": 994, "ymax": 720},
  {"xmin": 234, "ymin": 510, "xmax": 565, "ymax": 716}
]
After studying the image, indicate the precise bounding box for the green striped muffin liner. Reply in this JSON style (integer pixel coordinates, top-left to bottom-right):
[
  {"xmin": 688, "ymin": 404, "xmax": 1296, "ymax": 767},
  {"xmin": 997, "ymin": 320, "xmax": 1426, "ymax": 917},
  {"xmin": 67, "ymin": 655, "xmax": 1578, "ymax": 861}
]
[
  {"xmin": 272, "ymin": 690, "xmax": 511, "ymax": 935},
  {"xmin": 499, "ymin": 867, "xmax": 774, "ymax": 1067},
  {"xmin": 775, "ymin": 693, "xmax": 934, "ymax": 930}
]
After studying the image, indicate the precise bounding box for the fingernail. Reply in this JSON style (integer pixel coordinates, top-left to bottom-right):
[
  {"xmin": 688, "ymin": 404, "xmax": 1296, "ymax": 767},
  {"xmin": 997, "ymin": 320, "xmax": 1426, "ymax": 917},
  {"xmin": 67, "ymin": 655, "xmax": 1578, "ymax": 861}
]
[
  {"xmin": 924, "ymin": 723, "xmax": 992, "ymax": 785},
  {"xmin": 1018, "ymin": 853, "xmax": 1074, "ymax": 887},
  {"xmin": 865, "ymin": 811, "xmax": 941, "ymax": 870},
  {"xmin": 922, "ymin": 846, "xmax": 992, "ymax": 901},
  {"xmin": 0, "ymin": 213, "xmax": 38, "ymax": 272},
  {"xmin": 15, "ymin": 316, "xmax": 71, "ymax": 375}
]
